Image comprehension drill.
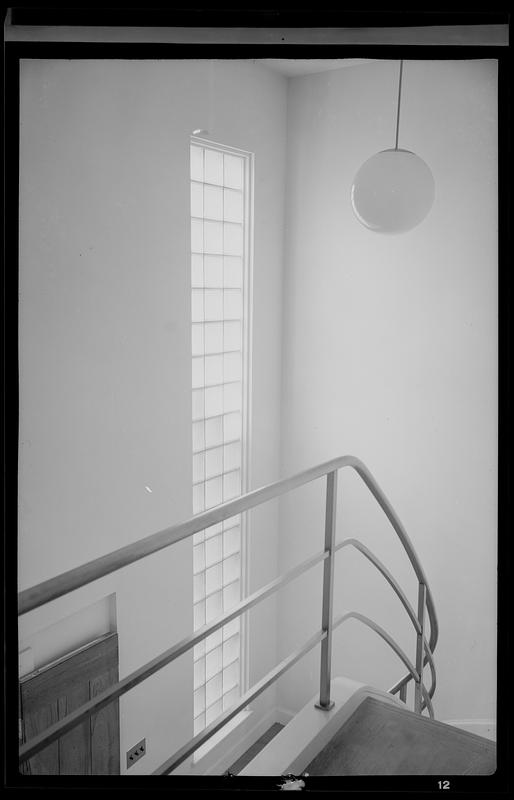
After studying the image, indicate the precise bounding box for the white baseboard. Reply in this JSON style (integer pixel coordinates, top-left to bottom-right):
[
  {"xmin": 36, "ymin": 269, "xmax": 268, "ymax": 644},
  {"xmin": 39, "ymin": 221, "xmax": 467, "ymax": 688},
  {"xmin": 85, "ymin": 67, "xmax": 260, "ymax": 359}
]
[
  {"xmin": 193, "ymin": 706, "xmax": 284, "ymax": 776},
  {"xmin": 442, "ymin": 719, "xmax": 496, "ymax": 742},
  {"xmin": 275, "ymin": 706, "xmax": 295, "ymax": 726}
]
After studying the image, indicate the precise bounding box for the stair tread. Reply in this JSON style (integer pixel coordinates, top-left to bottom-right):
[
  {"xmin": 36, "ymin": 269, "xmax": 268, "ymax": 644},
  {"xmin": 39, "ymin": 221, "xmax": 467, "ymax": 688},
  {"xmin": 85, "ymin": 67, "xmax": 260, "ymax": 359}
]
[{"xmin": 305, "ymin": 696, "xmax": 496, "ymax": 776}]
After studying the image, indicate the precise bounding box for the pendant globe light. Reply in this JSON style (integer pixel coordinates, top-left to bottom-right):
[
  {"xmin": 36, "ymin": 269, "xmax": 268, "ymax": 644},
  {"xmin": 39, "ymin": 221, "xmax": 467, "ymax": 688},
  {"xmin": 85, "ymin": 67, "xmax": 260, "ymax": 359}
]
[{"xmin": 351, "ymin": 60, "xmax": 435, "ymax": 234}]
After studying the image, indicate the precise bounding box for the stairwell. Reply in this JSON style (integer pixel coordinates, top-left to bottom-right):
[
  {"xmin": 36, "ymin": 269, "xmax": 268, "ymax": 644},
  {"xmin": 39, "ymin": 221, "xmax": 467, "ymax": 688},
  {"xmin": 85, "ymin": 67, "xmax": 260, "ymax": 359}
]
[
  {"xmin": 239, "ymin": 678, "xmax": 496, "ymax": 777},
  {"xmin": 305, "ymin": 696, "xmax": 496, "ymax": 776}
]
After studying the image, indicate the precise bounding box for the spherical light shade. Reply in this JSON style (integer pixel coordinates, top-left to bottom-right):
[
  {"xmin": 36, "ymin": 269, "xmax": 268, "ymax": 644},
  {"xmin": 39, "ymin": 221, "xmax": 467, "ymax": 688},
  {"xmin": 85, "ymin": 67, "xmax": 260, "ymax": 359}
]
[{"xmin": 351, "ymin": 148, "xmax": 435, "ymax": 234}]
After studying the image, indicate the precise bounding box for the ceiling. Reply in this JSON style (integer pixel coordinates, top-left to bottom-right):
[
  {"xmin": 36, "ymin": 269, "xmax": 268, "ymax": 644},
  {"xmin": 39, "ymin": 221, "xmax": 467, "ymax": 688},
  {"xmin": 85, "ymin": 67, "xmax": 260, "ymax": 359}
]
[{"xmin": 256, "ymin": 58, "xmax": 378, "ymax": 77}]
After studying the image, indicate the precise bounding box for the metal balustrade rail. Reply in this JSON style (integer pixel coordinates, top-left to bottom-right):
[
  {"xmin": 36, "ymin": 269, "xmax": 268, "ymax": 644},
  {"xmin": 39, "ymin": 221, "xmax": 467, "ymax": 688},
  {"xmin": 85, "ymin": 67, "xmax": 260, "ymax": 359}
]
[{"xmin": 18, "ymin": 454, "xmax": 438, "ymax": 773}]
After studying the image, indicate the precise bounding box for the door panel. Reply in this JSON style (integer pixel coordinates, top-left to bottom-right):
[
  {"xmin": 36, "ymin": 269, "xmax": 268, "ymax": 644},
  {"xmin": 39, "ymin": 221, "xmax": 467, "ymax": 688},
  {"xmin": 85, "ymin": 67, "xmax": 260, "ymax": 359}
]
[
  {"xmin": 22, "ymin": 699, "xmax": 59, "ymax": 774},
  {"xmin": 20, "ymin": 632, "xmax": 120, "ymax": 775},
  {"xmin": 90, "ymin": 667, "xmax": 119, "ymax": 774}
]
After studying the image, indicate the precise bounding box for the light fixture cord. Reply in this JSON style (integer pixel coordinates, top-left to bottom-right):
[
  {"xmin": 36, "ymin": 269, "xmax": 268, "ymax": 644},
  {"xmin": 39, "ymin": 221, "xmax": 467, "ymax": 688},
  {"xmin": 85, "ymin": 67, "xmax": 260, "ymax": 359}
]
[{"xmin": 395, "ymin": 59, "xmax": 404, "ymax": 150}]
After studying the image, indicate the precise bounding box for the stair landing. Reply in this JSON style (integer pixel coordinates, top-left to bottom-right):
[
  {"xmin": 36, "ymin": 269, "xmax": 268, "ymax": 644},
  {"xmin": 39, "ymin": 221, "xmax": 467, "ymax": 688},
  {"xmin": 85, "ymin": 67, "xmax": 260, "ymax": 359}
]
[{"xmin": 305, "ymin": 696, "xmax": 496, "ymax": 775}]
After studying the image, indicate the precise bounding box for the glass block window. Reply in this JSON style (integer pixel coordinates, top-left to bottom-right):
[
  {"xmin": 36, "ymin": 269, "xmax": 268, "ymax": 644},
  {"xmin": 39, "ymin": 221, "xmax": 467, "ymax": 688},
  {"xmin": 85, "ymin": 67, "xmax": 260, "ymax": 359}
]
[{"xmin": 190, "ymin": 139, "xmax": 251, "ymax": 738}]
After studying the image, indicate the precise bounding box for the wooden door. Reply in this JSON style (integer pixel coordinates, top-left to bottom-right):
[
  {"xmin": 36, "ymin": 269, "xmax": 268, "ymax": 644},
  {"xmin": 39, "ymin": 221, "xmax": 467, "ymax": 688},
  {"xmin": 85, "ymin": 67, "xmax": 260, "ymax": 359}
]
[{"xmin": 19, "ymin": 632, "xmax": 120, "ymax": 775}]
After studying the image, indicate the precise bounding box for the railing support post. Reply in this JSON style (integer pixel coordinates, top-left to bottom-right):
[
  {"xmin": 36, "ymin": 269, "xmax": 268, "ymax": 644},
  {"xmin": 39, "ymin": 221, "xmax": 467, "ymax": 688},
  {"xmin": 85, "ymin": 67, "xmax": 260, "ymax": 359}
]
[
  {"xmin": 414, "ymin": 582, "xmax": 427, "ymax": 714},
  {"xmin": 315, "ymin": 470, "xmax": 338, "ymax": 711}
]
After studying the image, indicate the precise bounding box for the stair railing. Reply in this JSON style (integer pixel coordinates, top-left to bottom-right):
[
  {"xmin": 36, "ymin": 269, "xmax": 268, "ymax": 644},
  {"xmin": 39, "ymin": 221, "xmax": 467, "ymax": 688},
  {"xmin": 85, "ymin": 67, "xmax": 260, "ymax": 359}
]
[{"xmin": 18, "ymin": 454, "xmax": 438, "ymax": 775}]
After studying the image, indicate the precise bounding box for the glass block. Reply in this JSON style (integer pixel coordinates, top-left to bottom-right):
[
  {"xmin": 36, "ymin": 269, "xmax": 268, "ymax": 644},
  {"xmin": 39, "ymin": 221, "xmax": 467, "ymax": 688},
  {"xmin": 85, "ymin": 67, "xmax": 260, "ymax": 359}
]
[
  {"xmin": 194, "ymin": 712, "xmax": 205, "ymax": 736},
  {"xmin": 223, "ymin": 526, "xmax": 240, "ymax": 558},
  {"xmin": 205, "ymin": 413, "xmax": 223, "ymax": 445},
  {"xmin": 192, "ymin": 451, "xmax": 205, "ymax": 483},
  {"xmin": 206, "ymin": 645, "xmax": 222, "ymax": 680},
  {"xmin": 192, "ymin": 356, "xmax": 204, "ymax": 389},
  {"xmin": 224, "ymin": 153, "xmax": 243, "ymax": 189},
  {"xmin": 222, "ymin": 684, "xmax": 240, "ymax": 711},
  {"xmin": 224, "ymin": 223, "xmax": 243, "ymax": 256},
  {"xmin": 192, "ymin": 483, "xmax": 205, "ymax": 514},
  {"xmin": 192, "ymin": 420, "xmax": 205, "ymax": 452},
  {"xmin": 191, "ymin": 181, "xmax": 204, "ymax": 217},
  {"xmin": 193, "ymin": 530, "xmax": 205, "ymax": 545},
  {"xmin": 223, "ymin": 553, "xmax": 240, "ymax": 585},
  {"xmin": 192, "ymin": 389, "xmax": 204, "ymax": 421},
  {"xmin": 194, "ymin": 599, "xmax": 205, "ymax": 629},
  {"xmin": 194, "ymin": 654, "xmax": 205, "ymax": 688},
  {"xmin": 194, "ymin": 572, "xmax": 205, "ymax": 601},
  {"xmin": 191, "ymin": 254, "xmax": 204, "ymax": 287},
  {"xmin": 223, "ymin": 514, "xmax": 240, "ymax": 530},
  {"xmin": 223, "ymin": 579, "xmax": 240, "ymax": 610},
  {"xmin": 224, "ymin": 289, "xmax": 242, "ymax": 318},
  {"xmin": 193, "ymin": 543, "xmax": 205, "ymax": 574},
  {"xmin": 204, "ymin": 289, "xmax": 223, "ymax": 321},
  {"xmin": 224, "ymin": 440, "xmax": 241, "ymax": 471},
  {"xmin": 205, "ymin": 386, "xmax": 223, "ymax": 418},
  {"xmin": 194, "ymin": 639, "xmax": 205, "ymax": 659},
  {"xmin": 204, "ymin": 255, "xmax": 223, "ymax": 288},
  {"xmin": 205, "ymin": 628, "xmax": 223, "ymax": 653},
  {"xmin": 191, "ymin": 218, "xmax": 204, "ymax": 253},
  {"xmin": 223, "ymin": 352, "xmax": 241, "ymax": 382},
  {"xmin": 223, "ymin": 659, "xmax": 239, "ymax": 691},
  {"xmin": 224, "ymin": 188, "xmax": 243, "ymax": 223},
  {"xmin": 205, "ymin": 521, "xmax": 222, "ymax": 541},
  {"xmin": 206, "ymin": 590, "xmax": 223, "ymax": 623},
  {"xmin": 223, "ymin": 412, "xmax": 241, "ymax": 442},
  {"xmin": 223, "ymin": 470, "xmax": 241, "ymax": 501},
  {"xmin": 223, "ymin": 617, "xmax": 240, "ymax": 641},
  {"xmin": 205, "ymin": 562, "xmax": 222, "ymax": 595},
  {"xmin": 204, "ymin": 220, "xmax": 223, "ymax": 254},
  {"xmin": 205, "ymin": 445, "xmax": 223, "ymax": 479},
  {"xmin": 192, "ymin": 324, "xmax": 204, "ymax": 356},
  {"xmin": 191, "ymin": 289, "xmax": 204, "ymax": 322},
  {"xmin": 190, "ymin": 146, "xmax": 204, "ymax": 181},
  {"xmin": 204, "ymin": 148, "xmax": 223, "ymax": 185},
  {"xmin": 204, "ymin": 354, "xmax": 223, "ymax": 386},
  {"xmin": 224, "ymin": 257, "xmax": 243, "ymax": 288},
  {"xmin": 224, "ymin": 383, "xmax": 241, "ymax": 414},
  {"xmin": 223, "ymin": 632, "xmax": 240, "ymax": 664},
  {"xmin": 205, "ymin": 671, "xmax": 222, "ymax": 707},
  {"xmin": 205, "ymin": 699, "xmax": 223, "ymax": 727},
  {"xmin": 194, "ymin": 685, "xmax": 206, "ymax": 716},
  {"xmin": 204, "ymin": 321, "xmax": 223, "ymax": 354},
  {"xmin": 205, "ymin": 475, "xmax": 222, "ymax": 508},
  {"xmin": 205, "ymin": 533, "xmax": 223, "ymax": 567},
  {"xmin": 204, "ymin": 184, "xmax": 223, "ymax": 220}
]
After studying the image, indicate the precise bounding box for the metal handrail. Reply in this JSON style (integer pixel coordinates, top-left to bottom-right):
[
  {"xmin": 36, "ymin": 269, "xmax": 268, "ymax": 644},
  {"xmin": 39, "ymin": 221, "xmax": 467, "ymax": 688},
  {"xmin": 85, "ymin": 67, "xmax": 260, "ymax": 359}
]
[
  {"xmin": 335, "ymin": 537, "xmax": 436, "ymax": 707},
  {"xmin": 333, "ymin": 611, "xmax": 420, "ymax": 680},
  {"xmin": 335, "ymin": 538, "xmax": 423, "ymax": 635},
  {"xmin": 18, "ymin": 549, "xmax": 329, "ymax": 763},
  {"xmin": 18, "ymin": 454, "xmax": 438, "ymax": 770}
]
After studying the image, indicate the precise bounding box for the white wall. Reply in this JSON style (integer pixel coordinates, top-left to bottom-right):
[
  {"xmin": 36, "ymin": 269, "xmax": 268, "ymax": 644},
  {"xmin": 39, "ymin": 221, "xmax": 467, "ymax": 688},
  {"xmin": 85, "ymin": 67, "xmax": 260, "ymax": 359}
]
[
  {"xmin": 276, "ymin": 59, "xmax": 498, "ymax": 724},
  {"xmin": 18, "ymin": 58, "xmax": 286, "ymax": 773}
]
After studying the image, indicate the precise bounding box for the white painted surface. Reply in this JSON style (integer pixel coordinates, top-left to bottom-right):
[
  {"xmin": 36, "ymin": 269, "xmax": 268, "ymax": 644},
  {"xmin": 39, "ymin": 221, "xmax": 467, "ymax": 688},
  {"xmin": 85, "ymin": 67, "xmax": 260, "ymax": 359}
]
[
  {"xmin": 17, "ymin": 54, "xmax": 498, "ymax": 772},
  {"xmin": 18, "ymin": 58, "xmax": 286, "ymax": 773},
  {"xmin": 276, "ymin": 59, "xmax": 498, "ymax": 725},
  {"xmin": 257, "ymin": 59, "xmax": 379, "ymax": 77},
  {"xmin": 19, "ymin": 594, "xmax": 116, "ymax": 673}
]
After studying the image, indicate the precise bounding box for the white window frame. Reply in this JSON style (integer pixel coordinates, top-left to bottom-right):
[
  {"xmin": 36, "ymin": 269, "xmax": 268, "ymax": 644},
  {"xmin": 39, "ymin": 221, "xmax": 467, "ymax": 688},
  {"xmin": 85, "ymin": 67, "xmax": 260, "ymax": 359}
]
[{"xmin": 190, "ymin": 136, "xmax": 254, "ymax": 753}]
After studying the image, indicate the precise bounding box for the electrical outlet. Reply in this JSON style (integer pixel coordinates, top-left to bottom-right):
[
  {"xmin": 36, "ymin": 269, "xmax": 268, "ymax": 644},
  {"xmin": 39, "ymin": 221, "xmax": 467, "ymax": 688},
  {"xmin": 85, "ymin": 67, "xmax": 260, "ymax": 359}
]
[{"xmin": 126, "ymin": 738, "xmax": 146, "ymax": 769}]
